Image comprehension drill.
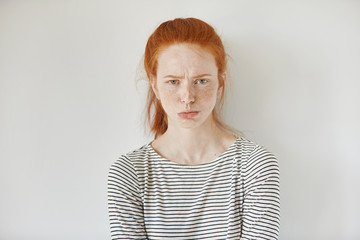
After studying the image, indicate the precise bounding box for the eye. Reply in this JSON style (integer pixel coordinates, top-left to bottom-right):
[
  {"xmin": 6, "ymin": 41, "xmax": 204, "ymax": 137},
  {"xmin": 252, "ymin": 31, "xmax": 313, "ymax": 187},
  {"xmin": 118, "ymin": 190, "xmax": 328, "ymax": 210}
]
[
  {"xmin": 195, "ymin": 79, "xmax": 208, "ymax": 84},
  {"xmin": 168, "ymin": 80, "xmax": 179, "ymax": 85}
]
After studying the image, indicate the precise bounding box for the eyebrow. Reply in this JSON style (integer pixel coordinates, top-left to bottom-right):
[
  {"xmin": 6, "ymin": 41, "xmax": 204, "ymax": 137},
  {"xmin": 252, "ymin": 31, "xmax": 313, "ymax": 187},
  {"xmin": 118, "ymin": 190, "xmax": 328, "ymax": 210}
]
[{"xmin": 163, "ymin": 74, "xmax": 213, "ymax": 79}]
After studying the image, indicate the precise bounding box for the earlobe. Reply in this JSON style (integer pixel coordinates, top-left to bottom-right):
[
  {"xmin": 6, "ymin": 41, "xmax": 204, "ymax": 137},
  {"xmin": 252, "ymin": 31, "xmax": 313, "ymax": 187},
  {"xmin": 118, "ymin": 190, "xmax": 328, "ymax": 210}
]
[
  {"xmin": 221, "ymin": 72, "xmax": 227, "ymax": 83},
  {"xmin": 217, "ymin": 86, "xmax": 223, "ymax": 98},
  {"xmin": 217, "ymin": 72, "xmax": 226, "ymax": 97},
  {"xmin": 150, "ymin": 76, "xmax": 159, "ymax": 99}
]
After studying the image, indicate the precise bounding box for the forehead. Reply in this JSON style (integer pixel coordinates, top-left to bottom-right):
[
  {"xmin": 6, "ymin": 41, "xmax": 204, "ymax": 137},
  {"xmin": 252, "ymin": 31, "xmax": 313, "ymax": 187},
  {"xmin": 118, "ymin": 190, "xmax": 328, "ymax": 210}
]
[{"xmin": 156, "ymin": 43, "xmax": 217, "ymax": 76}]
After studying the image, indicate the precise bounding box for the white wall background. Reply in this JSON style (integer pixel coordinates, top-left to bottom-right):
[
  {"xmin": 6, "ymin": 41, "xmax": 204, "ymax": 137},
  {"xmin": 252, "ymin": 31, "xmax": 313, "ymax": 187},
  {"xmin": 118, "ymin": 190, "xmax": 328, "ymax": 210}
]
[{"xmin": 1, "ymin": 1, "xmax": 359, "ymax": 239}]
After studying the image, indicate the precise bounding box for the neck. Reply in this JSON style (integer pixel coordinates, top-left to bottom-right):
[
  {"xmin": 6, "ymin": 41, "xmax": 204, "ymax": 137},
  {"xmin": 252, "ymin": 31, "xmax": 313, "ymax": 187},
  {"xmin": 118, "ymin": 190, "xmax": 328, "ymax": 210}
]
[
  {"xmin": 152, "ymin": 117, "xmax": 235, "ymax": 165},
  {"xmin": 165, "ymin": 117, "xmax": 219, "ymax": 145}
]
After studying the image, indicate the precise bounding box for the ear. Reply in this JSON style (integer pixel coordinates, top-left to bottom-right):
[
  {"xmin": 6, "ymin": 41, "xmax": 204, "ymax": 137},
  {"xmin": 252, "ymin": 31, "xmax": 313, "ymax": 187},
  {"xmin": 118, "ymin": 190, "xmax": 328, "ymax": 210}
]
[
  {"xmin": 150, "ymin": 75, "xmax": 160, "ymax": 99},
  {"xmin": 217, "ymin": 72, "xmax": 227, "ymax": 97}
]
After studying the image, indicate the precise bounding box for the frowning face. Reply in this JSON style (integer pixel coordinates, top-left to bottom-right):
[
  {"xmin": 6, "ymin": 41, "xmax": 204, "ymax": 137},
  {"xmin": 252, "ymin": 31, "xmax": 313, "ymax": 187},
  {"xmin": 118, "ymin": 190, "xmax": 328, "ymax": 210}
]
[{"xmin": 152, "ymin": 43, "xmax": 224, "ymax": 131}]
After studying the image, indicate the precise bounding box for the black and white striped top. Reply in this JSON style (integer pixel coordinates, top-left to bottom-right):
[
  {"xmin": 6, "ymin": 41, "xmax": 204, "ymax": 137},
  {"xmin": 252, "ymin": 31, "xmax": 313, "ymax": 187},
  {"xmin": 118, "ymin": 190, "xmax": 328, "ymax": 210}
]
[{"xmin": 108, "ymin": 137, "xmax": 280, "ymax": 239}]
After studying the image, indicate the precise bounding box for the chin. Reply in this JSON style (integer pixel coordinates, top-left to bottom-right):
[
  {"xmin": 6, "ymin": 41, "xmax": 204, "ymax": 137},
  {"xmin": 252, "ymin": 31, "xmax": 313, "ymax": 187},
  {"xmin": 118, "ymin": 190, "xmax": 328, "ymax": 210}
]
[{"xmin": 178, "ymin": 118, "xmax": 211, "ymax": 130}]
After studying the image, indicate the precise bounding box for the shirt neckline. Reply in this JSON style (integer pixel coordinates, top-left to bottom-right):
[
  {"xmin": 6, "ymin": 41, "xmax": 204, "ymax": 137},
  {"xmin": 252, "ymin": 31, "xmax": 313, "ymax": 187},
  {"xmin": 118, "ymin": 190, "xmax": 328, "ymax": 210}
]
[{"xmin": 147, "ymin": 136, "xmax": 240, "ymax": 168}]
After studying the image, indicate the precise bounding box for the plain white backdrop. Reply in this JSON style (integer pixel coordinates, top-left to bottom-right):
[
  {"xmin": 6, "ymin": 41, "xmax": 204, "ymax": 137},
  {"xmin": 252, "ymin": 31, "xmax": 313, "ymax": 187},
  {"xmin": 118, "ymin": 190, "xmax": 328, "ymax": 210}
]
[{"xmin": 1, "ymin": 1, "xmax": 359, "ymax": 239}]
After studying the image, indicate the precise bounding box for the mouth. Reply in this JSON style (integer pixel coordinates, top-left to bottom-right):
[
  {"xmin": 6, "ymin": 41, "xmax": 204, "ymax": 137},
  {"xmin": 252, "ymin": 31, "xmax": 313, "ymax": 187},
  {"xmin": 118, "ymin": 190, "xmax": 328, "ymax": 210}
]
[{"xmin": 177, "ymin": 111, "xmax": 199, "ymax": 119}]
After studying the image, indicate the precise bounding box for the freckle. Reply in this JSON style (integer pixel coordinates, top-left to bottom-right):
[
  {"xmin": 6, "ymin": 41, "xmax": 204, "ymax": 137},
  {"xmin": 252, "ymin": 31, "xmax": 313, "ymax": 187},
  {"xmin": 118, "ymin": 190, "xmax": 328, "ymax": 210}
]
[{"xmin": 202, "ymin": 88, "xmax": 215, "ymax": 98}]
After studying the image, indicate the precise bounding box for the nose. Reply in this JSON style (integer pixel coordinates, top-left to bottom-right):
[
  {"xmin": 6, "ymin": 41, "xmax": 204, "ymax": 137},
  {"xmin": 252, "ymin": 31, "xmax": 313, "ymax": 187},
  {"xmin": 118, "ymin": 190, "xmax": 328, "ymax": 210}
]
[{"xmin": 180, "ymin": 81, "xmax": 195, "ymax": 105}]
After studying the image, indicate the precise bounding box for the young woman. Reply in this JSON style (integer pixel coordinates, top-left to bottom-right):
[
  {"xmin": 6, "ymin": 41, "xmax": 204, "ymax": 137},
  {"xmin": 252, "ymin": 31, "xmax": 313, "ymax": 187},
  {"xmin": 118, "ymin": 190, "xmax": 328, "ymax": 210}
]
[{"xmin": 108, "ymin": 18, "xmax": 280, "ymax": 240}]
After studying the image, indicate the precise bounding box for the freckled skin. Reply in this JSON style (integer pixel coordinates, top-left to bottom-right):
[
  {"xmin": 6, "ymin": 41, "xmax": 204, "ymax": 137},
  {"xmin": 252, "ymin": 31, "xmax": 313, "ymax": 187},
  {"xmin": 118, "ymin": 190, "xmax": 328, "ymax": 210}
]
[{"xmin": 152, "ymin": 43, "xmax": 222, "ymax": 130}]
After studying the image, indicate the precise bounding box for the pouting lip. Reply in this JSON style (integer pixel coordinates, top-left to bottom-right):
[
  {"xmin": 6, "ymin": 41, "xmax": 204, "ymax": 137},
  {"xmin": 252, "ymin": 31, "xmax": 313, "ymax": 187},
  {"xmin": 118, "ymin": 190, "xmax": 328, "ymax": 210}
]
[
  {"xmin": 177, "ymin": 111, "xmax": 199, "ymax": 119},
  {"xmin": 178, "ymin": 111, "xmax": 199, "ymax": 114}
]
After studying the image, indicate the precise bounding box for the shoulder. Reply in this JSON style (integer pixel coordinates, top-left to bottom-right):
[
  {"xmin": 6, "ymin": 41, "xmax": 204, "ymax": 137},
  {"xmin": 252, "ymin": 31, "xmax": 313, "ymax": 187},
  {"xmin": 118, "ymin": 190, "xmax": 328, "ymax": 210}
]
[
  {"xmin": 109, "ymin": 143, "xmax": 150, "ymax": 180},
  {"xmin": 235, "ymin": 136, "xmax": 278, "ymax": 170},
  {"xmin": 235, "ymin": 136, "xmax": 259, "ymax": 153},
  {"xmin": 112, "ymin": 143, "xmax": 149, "ymax": 165}
]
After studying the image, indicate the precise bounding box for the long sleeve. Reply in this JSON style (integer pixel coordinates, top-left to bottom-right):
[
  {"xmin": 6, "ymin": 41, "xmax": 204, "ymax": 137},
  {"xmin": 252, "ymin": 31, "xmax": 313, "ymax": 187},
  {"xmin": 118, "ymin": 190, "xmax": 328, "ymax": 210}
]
[
  {"xmin": 241, "ymin": 145, "xmax": 280, "ymax": 240},
  {"xmin": 107, "ymin": 156, "xmax": 147, "ymax": 239}
]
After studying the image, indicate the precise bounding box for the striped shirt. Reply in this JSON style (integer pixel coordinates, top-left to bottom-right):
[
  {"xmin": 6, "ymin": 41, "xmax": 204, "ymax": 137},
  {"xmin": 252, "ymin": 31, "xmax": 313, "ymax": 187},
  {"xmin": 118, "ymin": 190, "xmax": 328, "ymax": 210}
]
[{"xmin": 108, "ymin": 137, "xmax": 280, "ymax": 239}]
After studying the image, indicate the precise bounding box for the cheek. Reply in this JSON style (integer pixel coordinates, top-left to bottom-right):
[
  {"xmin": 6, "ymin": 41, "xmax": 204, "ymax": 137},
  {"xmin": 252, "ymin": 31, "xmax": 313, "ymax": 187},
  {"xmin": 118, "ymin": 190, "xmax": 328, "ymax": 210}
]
[
  {"xmin": 158, "ymin": 87, "xmax": 178, "ymax": 105},
  {"xmin": 199, "ymin": 86, "xmax": 218, "ymax": 103}
]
